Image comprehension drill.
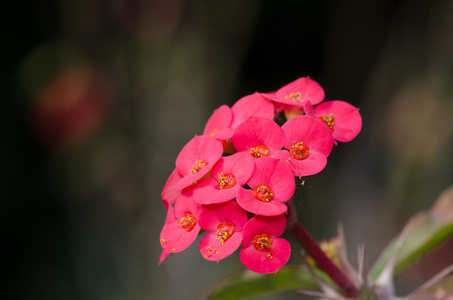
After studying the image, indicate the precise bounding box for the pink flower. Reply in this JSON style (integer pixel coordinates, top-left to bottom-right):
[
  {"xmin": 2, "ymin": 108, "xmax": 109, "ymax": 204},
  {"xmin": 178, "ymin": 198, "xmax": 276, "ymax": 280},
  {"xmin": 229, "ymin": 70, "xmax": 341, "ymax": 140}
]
[
  {"xmin": 304, "ymin": 100, "xmax": 362, "ymax": 143},
  {"xmin": 175, "ymin": 135, "xmax": 224, "ymax": 190},
  {"xmin": 236, "ymin": 157, "xmax": 295, "ymax": 216},
  {"xmin": 239, "ymin": 214, "xmax": 291, "ymax": 274},
  {"xmin": 193, "ymin": 152, "xmax": 255, "ymax": 205},
  {"xmin": 275, "ymin": 115, "xmax": 334, "ymax": 177},
  {"xmin": 266, "ymin": 77, "xmax": 325, "ymax": 108},
  {"xmin": 230, "ymin": 92, "xmax": 275, "ymax": 129},
  {"xmin": 232, "ymin": 116, "xmax": 285, "ymax": 160},
  {"xmin": 159, "ymin": 197, "xmax": 200, "ymax": 254},
  {"xmin": 198, "ymin": 200, "xmax": 248, "ymax": 262}
]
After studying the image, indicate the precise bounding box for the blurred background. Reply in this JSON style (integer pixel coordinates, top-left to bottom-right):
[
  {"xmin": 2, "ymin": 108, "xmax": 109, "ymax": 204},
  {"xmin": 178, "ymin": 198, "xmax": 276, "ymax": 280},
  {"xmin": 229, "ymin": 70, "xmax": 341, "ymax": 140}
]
[{"xmin": 2, "ymin": 0, "xmax": 453, "ymax": 299}]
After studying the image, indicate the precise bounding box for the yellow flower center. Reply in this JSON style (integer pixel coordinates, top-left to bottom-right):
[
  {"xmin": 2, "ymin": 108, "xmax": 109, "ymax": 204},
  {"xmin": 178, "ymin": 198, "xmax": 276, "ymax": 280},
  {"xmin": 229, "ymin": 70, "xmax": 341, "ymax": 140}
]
[
  {"xmin": 253, "ymin": 234, "xmax": 273, "ymax": 251},
  {"xmin": 191, "ymin": 160, "xmax": 208, "ymax": 175},
  {"xmin": 285, "ymin": 92, "xmax": 302, "ymax": 103},
  {"xmin": 289, "ymin": 141, "xmax": 309, "ymax": 160},
  {"xmin": 250, "ymin": 146, "xmax": 270, "ymax": 159},
  {"xmin": 319, "ymin": 114, "xmax": 335, "ymax": 132},
  {"xmin": 254, "ymin": 184, "xmax": 274, "ymax": 202},
  {"xmin": 217, "ymin": 173, "xmax": 237, "ymax": 189},
  {"xmin": 178, "ymin": 214, "xmax": 197, "ymax": 232},
  {"xmin": 215, "ymin": 222, "xmax": 235, "ymax": 245}
]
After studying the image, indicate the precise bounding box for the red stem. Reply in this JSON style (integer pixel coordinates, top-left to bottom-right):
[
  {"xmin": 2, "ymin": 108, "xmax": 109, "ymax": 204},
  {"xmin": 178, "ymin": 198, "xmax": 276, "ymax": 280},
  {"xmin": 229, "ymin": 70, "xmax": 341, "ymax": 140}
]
[{"xmin": 287, "ymin": 201, "xmax": 359, "ymax": 298}]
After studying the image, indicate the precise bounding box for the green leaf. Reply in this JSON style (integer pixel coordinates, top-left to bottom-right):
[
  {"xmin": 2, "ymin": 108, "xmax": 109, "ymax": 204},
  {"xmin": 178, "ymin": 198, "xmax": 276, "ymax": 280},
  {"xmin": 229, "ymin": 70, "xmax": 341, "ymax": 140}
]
[
  {"xmin": 201, "ymin": 265, "xmax": 324, "ymax": 300},
  {"xmin": 370, "ymin": 185, "xmax": 453, "ymax": 281}
]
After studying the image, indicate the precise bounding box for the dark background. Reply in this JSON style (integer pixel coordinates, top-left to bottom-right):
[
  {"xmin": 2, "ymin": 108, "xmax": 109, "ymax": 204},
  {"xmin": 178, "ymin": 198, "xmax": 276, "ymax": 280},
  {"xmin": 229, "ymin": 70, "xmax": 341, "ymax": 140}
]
[{"xmin": 2, "ymin": 0, "xmax": 453, "ymax": 299}]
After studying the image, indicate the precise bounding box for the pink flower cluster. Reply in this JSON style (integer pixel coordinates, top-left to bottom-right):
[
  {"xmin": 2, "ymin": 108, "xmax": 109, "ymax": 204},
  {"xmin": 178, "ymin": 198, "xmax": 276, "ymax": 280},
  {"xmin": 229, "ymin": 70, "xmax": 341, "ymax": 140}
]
[{"xmin": 159, "ymin": 77, "xmax": 362, "ymax": 274}]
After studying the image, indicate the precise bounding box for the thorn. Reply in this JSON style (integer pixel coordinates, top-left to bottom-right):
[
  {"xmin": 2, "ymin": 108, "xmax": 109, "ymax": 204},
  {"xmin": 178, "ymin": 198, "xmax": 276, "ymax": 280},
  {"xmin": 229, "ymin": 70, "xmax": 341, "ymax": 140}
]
[
  {"xmin": 357, "ymin": 244, "xmax": 368, "ymax": 286},
  {"xmin": 374, "ymin": 218, "xmax": 416, "ymax": 298},
  {"xmin": 337, "ymin": 223, "xmax": 360, "ymax": 286}
]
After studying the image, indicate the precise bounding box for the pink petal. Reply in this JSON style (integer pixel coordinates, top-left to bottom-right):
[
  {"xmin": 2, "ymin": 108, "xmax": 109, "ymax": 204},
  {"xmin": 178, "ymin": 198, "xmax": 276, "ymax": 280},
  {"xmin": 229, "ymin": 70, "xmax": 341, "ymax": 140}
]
[
  {"xmin": 277, "ymin": 150, "xmax": 328, "ymax": 177},
  {"xmin": 247, "ymin": 157, "xmax": 280, "ymax": 187},
  {"xmin": 232, "ymin": 117, "xmax": 284, "ymax": 156},
  {"xmin": 203, "ymin": 105, "xmax": 233, "ymax": 138},
  {"xmin": 236, "ymin": 187, "xmax": 288, "ymax": 216},
  {"xmin": 174, "ymin": 195, "xmax": 200, "ymax": 220},
  {"xmin": 230, "ymin": 92, "xmax": 275, "ymax": 128},
  {"xmin": 239, "ymin": 238, "xmax": 291, "ymax": 274},
  {"xmin": 200, "ymin": 231, "xmax": 243, "ymax": 262},
  {"xmin": 174, "ymin": 182, "xmax": 196, "ymax": 205},
  {"xmin": 193, "ymin": 181, "xmax": 239, "ymax": 204},
  {"xmin": 163, "ymin": 203, "xmax": 176, "ymax": 225},
  {"xmin": 175, "ymin": 135, "xmax": 223, "ymax": 190},
  {"xmin": 159, "ymin": 249, "xmax": 170, "ymax": 265},
  {"xmin": 266, "ymin": 161, "xmax": 296, "ymax": 202},
  {"xmin": 212, "ymin": 128, "xmax": 234, "ymax": 141},
  {"xmin": 303, "ymin": 100, "xmax": 316, "ymax": 117},
  {"xmin": 161, "ymin": 168, "xmax": 182, "ymax": 209},
  {"xmin": 315, "ymin": 100, "xmax": 362, "ymax": 143}
]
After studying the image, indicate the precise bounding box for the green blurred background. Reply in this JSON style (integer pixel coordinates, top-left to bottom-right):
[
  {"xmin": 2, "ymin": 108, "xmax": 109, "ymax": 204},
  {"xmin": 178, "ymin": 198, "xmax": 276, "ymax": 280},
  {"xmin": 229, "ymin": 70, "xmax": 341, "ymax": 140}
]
[{"xmin": 2, "ymin": 0, "xmax": 453, "ymax": 299}]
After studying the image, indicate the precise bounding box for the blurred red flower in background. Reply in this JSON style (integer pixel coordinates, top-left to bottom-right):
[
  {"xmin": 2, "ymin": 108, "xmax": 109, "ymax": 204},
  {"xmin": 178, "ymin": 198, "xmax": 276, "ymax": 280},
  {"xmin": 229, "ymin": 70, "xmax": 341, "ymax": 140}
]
[{"xmin": 29, "ymin": 65, "xmax": 114, "ymax": 149}]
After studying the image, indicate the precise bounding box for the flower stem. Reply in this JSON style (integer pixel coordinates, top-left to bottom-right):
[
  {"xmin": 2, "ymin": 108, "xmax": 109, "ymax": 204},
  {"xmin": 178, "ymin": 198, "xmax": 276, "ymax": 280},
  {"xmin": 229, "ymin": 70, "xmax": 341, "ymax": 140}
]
[{"xmin": 287, "ymin": 200, "xmax": 359, "ymax": 298}]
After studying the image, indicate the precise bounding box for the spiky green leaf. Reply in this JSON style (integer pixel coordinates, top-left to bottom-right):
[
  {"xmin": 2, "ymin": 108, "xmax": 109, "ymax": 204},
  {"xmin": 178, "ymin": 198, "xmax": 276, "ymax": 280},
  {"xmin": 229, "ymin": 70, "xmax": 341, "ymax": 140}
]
[{"xmin": 370, "ymin": 185, "xmax": 453, "ymax": 281}]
